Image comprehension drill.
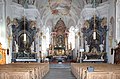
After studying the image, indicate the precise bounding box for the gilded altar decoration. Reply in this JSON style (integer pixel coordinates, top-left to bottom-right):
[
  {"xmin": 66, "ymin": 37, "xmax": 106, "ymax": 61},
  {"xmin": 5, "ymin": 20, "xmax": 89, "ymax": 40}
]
[
  {"xmin": 0, "ymin": 43, "xmax": 6, "ymax": 64},
  {"xmin": 101, "ymin": 17, "xmax": 107, "ymax": 27},
  {"xmin": 84, "ymin": 20, "xmax": 90, "ymax": 29},
  {"xmin": 50, "ymin": 18, "xmax": 69, "ymax": 56}
]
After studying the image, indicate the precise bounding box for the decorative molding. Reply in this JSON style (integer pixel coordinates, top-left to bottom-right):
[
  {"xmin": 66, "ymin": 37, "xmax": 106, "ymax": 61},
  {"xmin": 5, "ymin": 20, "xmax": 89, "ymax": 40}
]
[{"xmin": 10, "ymin": 2, "xmax": 39, "ymax": 20}]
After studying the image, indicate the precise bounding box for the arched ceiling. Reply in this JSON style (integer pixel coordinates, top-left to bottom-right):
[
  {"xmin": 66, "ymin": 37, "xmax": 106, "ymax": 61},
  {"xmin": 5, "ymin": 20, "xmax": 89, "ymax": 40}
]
[
  {"xmin": 35, "ymin": 0, "xmax": 108, "ymax": 30},
  {"xmin": 36, "ymin": 0, "xmax": 84, "ymax": 29},
  {"xmin": 11, "ymin": 0, "xmax": 108, "ymax": 31}
]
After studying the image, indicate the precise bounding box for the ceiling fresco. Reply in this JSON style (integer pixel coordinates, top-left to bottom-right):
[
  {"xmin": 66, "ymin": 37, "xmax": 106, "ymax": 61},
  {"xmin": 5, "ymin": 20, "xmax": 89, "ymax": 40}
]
[
  {"xmin": 48, "ymin": 0, "xmax": 72, "ymax": 15},
  {"xmin": 10, "ymin": 0, "xmax": 109, "ymax": 31}
]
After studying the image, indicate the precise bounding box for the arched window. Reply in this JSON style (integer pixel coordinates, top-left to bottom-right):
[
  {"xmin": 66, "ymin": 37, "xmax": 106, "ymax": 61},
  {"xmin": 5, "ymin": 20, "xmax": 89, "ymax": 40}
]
[
  {"xmin": 68, "ymin": 26, "xmax": 75, "ymax": 50},
  {"xmin": 46, "ymin": 27, "xmax": 50, "ymax": 48}
]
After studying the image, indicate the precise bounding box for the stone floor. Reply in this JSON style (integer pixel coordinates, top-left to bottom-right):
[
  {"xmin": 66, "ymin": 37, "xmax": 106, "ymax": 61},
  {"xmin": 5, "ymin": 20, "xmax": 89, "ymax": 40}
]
[
  {"xmin": 43, "ymin": 63, "xmax": 76, "ymax": 79},
  {"xmin": 49, "ymin": 63, "xmax": 71, "ymax": 68}
]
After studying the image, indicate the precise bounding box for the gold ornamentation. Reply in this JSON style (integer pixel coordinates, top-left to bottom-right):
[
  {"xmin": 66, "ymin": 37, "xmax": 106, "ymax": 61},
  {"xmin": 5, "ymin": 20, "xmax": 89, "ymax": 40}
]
[
  {"xmin": 8, "ymin": 36, "xmax": 12, "ymax": 48},
  {"xmin": 0, "ymin": 43, "xmax": 6, "ymax": 64},
  {"xmin": 84, "ymin": 20, "xmax": 89, "ymax": 29},
  {"xmin": 101, "ymin": 17, "xmax": 107, "ymax": 27},
  {"xmin": 6, "ymin": 16, "xmax": 11, "ymax": 26}
]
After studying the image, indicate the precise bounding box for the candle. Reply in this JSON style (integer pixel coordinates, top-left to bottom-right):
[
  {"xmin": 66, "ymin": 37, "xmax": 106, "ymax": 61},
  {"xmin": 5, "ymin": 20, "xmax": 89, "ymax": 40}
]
[
  {"xmin": 93, "ymin": 31, "xmax": 96, "ymax": 40},
  {"xmin": 24, "ymin": 33, "xmax": 26, "ymax": 41}
]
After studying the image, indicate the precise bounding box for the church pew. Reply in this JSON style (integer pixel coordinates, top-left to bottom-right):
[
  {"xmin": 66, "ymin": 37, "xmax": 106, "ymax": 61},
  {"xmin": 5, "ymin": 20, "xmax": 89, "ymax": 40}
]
[
  {"xmin": 0, "ymin": 66, "xmax": 36, "ymax": 79},
  {"xmin": 12, "ymin": 63, "xmax": 49, "ymax": 79},
  {"xmin": 86, "ymin": 69, "xmax": 120, "ymax": 79},
  {"xmin": 9, "ymin": 63, "xmax": 49, "ymax": 79},
  {"xmin": 0, "ymin": 70, "xmax": 33, "ymax": 79},
  {"xmin": 0, "ymin": 65, "xmax": 47, "ymax": 79},
  {"xmin": 0, "ymin": 63, "xmax": 49, "ymax": 79},
  {"xmin": 86, "ymin": 71, "xmax": 112, "ymax": 79},
  {"xmin": 71, "ymin": 63, "xmax": 120, "ymax": 79},
  {"xmin": 112, "ymin": 70, "xmax": 120, "ymax": 79},
  {"xmin": 0, "ymin": 64, "xmax": 39, "ymax": 79},
  {"xmin": 83, "ymin": 65, "xmax": 120, "ymax": 79}
]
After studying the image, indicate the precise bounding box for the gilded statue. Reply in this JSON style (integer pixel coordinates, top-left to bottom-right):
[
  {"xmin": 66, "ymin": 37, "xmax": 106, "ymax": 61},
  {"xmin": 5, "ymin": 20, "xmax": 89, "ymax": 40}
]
[
  {"xmin": 84, "ymin": 20, "xmax": 90, "ymax": 29},
  {"xmin": 90, "ymin": 47, "xmax": 98, "ymax": 53},
  {"xmin": 101, "ymin": 17, "xmax": 107, "ymax": 28}
]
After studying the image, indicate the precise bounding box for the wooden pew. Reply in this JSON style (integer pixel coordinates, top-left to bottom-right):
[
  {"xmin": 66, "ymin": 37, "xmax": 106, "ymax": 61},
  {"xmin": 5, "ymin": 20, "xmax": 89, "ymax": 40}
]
[
  {"xmin": 86, "ymin": 71, "xmax": 112, "ymax": 79},
  {"xmin": 0, "ymin": 69, "xmax": 32, "ymax": 79},
  {"xmin": 71, "ymin": 63, "xmax": 120, "ymax": 79},
  {"xmin": 0, "ymin": 63, "xmax": 49, "ymax": 79},
  {"xmin": 9, "ymin": 63, "xmax": 49, "ymax": 79}
]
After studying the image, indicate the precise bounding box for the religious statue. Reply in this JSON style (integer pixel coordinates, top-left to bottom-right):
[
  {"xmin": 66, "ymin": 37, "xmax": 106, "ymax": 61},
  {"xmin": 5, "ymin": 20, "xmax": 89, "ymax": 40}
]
[
  {"xmin": 6, "ymin": 16, "xmax": 12, "ymax": 48},
  {"xmin": 90, "ymin": 47, "xmax": 97, "ymax": 53}
]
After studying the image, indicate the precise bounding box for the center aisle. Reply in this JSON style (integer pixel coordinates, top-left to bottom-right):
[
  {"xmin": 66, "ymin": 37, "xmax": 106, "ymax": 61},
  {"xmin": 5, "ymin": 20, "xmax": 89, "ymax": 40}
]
[{"xmin": 43, "ymin": 63, "xmax": 76, "ymax": 79}]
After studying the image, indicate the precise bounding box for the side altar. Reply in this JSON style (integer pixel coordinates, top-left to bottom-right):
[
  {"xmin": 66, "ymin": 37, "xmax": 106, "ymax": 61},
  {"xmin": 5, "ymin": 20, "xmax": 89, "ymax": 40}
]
[
  {"xmin": 11, "ymin": 17, "xmax": 37, "ymax": 62},
  {"xmin": 81, "ymin": 16, "xmax": 107, "ymax": 62}
]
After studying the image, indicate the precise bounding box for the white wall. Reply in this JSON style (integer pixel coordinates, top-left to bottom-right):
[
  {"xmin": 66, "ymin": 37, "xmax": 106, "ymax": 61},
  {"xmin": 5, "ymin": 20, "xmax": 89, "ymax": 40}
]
[
  {"xmin": 116, "ymin": 0, "xmax": 120, "ymax": 42},
  {"xmin": 107, "ymin": 0, "xmax": 116, "ymax": 64},
  {"xmin": 0, "ymin": 1, "xmax": 10, "ymax": 64}
]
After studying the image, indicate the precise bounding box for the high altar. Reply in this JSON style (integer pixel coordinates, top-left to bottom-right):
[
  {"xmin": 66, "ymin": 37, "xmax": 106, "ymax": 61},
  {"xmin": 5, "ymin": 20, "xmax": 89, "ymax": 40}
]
[{"xmin": 49, "ymin": 18, "xmax": 70, "ymax": 56}]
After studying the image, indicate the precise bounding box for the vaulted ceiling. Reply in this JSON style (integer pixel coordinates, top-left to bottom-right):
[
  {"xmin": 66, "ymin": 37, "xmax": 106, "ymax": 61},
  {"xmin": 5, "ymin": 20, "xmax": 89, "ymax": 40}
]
[
  {"xmin": 36, "ymin": 0, "xmax": 84, "ymax": 30},
  {"xmin": 10, "ymin": 0, "xmax": 108, "ymax": 31},
  {"xmin": 35, "ymin": 0, "xmax": 108, "ymax": 30}
]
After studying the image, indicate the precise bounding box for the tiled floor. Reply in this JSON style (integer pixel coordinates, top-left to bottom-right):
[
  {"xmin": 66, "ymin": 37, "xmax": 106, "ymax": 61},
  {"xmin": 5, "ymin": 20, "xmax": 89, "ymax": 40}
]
[{"xmin": 43, "ymin": 63, "xmax": 76, "ymax": 79}]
